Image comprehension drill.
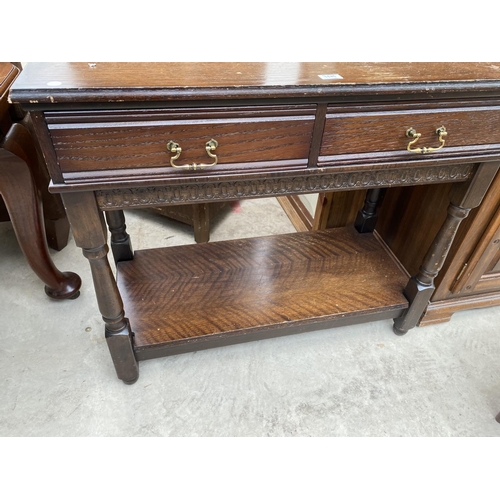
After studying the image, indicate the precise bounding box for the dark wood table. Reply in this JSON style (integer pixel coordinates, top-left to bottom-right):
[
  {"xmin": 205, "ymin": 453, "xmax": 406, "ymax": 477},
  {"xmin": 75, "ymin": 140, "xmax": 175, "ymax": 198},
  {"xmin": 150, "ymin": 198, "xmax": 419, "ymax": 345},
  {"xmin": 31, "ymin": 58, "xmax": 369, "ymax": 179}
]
[
  {"xmin": 0, "ymin": 62, "xmax": 80, "ymax": 299},
  {"xmin": 10, "ymin": 62, "xmax": 500, "ymax": 384}
]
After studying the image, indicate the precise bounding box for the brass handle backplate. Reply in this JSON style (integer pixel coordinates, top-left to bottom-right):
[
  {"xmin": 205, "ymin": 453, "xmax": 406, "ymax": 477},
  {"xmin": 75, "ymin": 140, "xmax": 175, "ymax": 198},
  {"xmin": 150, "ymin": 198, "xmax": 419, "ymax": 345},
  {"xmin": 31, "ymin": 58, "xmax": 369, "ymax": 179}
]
[
  {"xmin": 406, "ymin": 126, "xmax": 447, "ymax": 154},
  {"xmin": 166, "ymin": 139, "xmax": 219, "ymax": 170}
]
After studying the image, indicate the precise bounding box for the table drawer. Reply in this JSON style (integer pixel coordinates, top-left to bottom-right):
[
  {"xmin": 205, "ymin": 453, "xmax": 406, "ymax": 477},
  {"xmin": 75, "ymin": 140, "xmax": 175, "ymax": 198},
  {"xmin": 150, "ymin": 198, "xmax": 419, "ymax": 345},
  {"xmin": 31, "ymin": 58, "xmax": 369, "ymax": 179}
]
[
  {"xmin": 47, "ymin": 106, "xmax": 316, "ymax": 175},
  {"xmin": 319, "ymin": 105, "xmax": 500, "ymax": 164}
]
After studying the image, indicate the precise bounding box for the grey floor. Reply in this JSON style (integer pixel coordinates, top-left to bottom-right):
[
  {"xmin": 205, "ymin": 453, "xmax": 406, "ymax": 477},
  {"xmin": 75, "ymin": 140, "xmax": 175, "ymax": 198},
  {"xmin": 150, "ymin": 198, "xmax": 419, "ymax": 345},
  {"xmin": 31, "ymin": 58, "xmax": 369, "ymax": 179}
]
[{"xmin": 1, "ymin": 197, "xmax": 499, "ymax": 436}]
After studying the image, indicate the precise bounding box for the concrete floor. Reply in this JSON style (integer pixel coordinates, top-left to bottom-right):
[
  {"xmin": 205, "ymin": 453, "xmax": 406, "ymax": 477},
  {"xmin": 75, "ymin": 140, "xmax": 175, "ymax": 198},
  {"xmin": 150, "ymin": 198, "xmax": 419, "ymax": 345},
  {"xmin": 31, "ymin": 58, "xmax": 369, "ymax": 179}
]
[{"xmin": 1, "ymin": 197, "xmax": 499, "ymax": 436}]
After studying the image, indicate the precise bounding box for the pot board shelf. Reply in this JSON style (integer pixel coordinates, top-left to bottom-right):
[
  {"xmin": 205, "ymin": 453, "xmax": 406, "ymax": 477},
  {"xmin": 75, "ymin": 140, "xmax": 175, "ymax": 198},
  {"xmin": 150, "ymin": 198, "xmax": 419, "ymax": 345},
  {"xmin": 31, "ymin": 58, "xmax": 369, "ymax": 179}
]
[{"xmin": 116, "ymin": 226, "xmax": 409, "ymax": 360}]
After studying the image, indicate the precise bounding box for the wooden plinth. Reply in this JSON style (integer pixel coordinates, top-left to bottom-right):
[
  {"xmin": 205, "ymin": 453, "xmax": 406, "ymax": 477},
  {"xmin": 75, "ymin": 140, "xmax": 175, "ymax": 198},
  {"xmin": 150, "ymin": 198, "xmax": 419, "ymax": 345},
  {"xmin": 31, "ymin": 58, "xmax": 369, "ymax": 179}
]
[{"xmin": 116, "ymin": 227, "xmax": 409, "ymax": 360}]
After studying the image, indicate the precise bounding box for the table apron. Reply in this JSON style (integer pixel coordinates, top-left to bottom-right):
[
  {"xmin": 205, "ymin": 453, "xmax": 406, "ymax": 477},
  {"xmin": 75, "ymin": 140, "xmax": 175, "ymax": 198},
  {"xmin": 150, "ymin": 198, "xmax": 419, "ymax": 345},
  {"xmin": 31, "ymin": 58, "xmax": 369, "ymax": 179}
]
[{"xmin": 93, "ymin": 163, "xmax": 475, "ymax": 210}]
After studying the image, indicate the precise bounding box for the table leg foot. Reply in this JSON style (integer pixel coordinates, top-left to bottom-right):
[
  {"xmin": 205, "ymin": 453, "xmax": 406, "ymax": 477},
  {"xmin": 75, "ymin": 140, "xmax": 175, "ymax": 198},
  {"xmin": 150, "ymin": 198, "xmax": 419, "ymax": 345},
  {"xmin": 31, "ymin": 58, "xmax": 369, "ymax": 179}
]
[
  {"xmin": 393, "ymin": 277, "xmax": 435, "ymax": 335},
  {"xmin": 44, "ymin": 271, "xmax": 82, "ymax": 300},
  {"xmin": 105, "ymin": 320, "xmax": 139, "ymax": 384},
  {"xmin": 392, "ymin": 323, "xmax": 408, "ymax": 336}
]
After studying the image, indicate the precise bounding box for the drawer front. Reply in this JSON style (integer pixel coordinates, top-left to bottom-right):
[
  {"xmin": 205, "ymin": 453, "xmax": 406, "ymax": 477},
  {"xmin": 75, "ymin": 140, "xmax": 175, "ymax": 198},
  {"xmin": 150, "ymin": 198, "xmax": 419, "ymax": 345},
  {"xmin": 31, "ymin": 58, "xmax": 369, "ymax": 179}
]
[
  {"xmin": 47, "ymin": 106, "xmax": 316, "ymax": 174},
  {"xmin": 320, "ymin": 105, "xmax": 500, "ymax": 163}
]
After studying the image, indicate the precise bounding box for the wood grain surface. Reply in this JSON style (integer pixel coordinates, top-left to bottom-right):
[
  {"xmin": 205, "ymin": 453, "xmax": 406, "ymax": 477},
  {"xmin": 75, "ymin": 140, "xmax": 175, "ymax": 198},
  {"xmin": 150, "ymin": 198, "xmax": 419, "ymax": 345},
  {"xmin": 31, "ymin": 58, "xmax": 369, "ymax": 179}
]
[
  {"xmin": 10, "ymin": 63, "xmax": 500, "ymax": 105},
  {"xmin": 48, "ymin": 106, "xmax": 315, "ymax": 173},
  {"xmin": 320, "ymin": 106, "xmax": 500, "ymax": 159},
  {"xmin": 116, "ymin": 227, "xmax": 408, "ymax": 356}
]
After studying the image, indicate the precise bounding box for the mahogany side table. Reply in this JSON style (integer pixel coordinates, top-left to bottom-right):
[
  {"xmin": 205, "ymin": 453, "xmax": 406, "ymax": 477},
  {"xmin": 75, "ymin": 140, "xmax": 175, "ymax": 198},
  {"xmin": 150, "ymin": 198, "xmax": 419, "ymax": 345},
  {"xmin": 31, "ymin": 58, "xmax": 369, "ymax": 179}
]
[
  {"xmin": 0, "ymin": 62, "xmax": 80, "ymax": 299},
  {"xmin": 10, "ymin": 62, "xmax": 500, "ymax": 383}
]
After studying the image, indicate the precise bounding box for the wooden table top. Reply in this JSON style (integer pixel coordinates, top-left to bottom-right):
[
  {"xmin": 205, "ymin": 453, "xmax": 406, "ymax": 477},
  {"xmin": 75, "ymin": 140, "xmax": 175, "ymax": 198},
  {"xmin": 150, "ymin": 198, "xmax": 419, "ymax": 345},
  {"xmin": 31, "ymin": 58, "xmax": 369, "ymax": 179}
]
[{"xmin": 10, "ymin": 62, "xmax": 500, "ymax": 105}]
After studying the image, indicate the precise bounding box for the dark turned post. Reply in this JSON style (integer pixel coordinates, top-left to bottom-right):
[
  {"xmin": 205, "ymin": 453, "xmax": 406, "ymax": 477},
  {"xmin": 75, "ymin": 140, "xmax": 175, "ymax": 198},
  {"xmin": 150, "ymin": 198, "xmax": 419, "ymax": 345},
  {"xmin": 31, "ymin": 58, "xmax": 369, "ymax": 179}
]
[
  {"xmin": 354, "ymin": 188, "xmax": 387, "ymax": 233},
  {"xmin": 393, "ymin": 203, "xmax": 470, "ymax": 334},
  {"xmin": 105, "ymin": 210, "xmax": 134, "ymax": 263},
  {"xmin": 0, "ymin": 123, "xmax": 81, "ymax": 299},
  {"xmin": 62, "ymin": 191, "xmax": 139, "ymax": 384},
  {"xmin": 393, "ymin": 162, "xmax": 500, "ymax": 335}
]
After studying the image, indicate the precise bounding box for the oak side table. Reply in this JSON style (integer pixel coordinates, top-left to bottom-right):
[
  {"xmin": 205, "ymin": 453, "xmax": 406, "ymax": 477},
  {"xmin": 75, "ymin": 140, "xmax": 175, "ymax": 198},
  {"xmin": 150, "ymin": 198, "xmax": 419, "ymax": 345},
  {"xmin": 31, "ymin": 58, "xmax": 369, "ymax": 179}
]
[{"xmin": 10, "ymin": 62, "xmax": 500, "ymax": 384}]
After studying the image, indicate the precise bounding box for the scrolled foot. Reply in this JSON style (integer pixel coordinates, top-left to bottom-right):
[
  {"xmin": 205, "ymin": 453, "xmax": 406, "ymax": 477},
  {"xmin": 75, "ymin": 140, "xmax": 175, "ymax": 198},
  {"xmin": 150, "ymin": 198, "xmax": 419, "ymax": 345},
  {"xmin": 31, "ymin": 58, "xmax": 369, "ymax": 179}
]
[{"xmin": 44, "ymin": 271, "xmax": 82, "ymax": 300}]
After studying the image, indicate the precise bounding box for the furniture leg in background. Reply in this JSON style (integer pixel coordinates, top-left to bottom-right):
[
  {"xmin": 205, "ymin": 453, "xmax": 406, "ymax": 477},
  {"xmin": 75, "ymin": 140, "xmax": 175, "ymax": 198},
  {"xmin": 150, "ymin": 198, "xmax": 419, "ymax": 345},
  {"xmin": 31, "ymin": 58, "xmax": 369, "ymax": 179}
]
[
  {"xmin": 105, "ymin": 210, "xmax": 134, "ymax": 263},
  {"xmin": 0, "ymin": 63, "xmax": 71, "ymax": 252},
  {"xmin": 0, "ymin": 123, "xmax": 81, "ymax": 299},
  {"xmin": 0, "ymin": 165, "xmax": 70, "ymax": 251},
  {"xmin": 150, "ymin": 202, "xmax": 228, "ymax": 243},
  {"xmin": 354, "ymin": 188, "xmax": 387, "ymax": 233}
]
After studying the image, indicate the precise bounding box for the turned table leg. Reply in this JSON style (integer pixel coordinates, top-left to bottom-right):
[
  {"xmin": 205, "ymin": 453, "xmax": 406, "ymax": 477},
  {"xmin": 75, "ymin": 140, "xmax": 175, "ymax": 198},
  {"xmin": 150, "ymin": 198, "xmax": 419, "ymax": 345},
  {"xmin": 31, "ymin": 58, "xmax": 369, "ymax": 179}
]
[
  {"xmin": 394, "ymin": 162, "xmax": 500, "ymax": 335},
  {"xmin": 0, "ymin": 123, "xmax": 81, "ymax": 299},
  {"xmin": 355, "ymin": 188, "xmax": 387, "ymax": 233},
  {"xmin": 63, "ymin": 192, "xmax": 139, "ymax": 384},
  {"xmin": 105, "ymin": 210, "xmax": 134, "ymax": 263}
]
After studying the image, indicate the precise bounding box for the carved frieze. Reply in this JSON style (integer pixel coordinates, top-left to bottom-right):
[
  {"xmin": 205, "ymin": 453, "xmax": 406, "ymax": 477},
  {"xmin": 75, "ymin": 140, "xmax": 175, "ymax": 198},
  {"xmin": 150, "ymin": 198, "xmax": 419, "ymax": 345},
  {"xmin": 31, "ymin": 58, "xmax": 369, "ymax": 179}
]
[{"xmin": 96, "ymin": 164, "xmax": 474, "ymax": 210}]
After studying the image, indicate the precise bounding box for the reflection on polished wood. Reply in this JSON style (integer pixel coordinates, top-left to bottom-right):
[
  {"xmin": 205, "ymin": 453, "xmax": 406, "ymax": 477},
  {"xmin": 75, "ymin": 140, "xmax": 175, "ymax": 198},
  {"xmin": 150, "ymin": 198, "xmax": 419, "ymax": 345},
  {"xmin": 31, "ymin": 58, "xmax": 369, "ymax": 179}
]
[{"xmin": 14, "ymin": 62, "xmax": 500, "ymax": 100}]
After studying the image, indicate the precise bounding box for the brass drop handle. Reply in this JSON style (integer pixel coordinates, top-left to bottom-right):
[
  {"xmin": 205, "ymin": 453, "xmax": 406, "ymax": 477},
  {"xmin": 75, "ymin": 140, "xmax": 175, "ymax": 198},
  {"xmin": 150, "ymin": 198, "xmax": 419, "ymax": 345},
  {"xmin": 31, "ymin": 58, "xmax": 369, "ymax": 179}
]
[
  {"xmin": 406, "ymin": 126, "xmax": 447, "ymax": 154},
  {"xmin": 166, "ymin": 139, "xmax": 219, "ymax": 170}
]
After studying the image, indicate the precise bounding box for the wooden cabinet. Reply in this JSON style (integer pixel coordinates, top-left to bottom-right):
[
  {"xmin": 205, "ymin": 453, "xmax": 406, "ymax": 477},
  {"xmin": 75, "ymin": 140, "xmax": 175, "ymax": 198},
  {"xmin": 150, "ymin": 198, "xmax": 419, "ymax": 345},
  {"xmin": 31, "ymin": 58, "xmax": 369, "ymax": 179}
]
[
  {"xmin": 374, "ymin": 176, "xmax": 500, "ymax": 325},
  {"xmin": 417, "ymin": 171, "xmax": 500, "ymax": 324}
]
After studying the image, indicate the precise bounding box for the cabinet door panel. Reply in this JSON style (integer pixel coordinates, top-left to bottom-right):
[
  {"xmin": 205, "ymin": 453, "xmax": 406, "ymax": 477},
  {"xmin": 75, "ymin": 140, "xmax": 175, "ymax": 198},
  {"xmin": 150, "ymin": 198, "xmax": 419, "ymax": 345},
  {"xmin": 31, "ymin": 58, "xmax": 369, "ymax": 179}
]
[{"xmin": 451, "ymin": 204, "xmax": 500, "ymax": 294}]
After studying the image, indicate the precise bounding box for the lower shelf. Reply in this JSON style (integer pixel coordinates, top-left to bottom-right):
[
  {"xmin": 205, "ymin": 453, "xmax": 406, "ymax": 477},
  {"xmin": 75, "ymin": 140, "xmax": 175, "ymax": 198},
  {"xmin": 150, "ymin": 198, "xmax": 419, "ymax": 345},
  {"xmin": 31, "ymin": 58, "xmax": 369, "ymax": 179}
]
[{"xmin": 116, "ymin": 226, "xmax": 409, "ymax": 360}]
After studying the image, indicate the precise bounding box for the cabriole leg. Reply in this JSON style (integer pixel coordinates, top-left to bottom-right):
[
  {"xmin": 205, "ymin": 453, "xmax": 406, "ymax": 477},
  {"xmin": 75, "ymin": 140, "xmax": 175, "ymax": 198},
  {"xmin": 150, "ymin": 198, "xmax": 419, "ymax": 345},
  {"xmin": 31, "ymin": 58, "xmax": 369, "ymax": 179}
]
[{"xmin": 0, "ymin": 124, "xmax": 81, "ymax": 299}]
